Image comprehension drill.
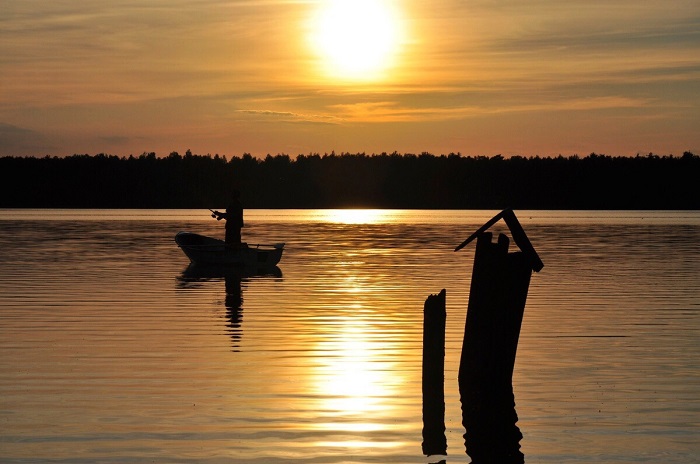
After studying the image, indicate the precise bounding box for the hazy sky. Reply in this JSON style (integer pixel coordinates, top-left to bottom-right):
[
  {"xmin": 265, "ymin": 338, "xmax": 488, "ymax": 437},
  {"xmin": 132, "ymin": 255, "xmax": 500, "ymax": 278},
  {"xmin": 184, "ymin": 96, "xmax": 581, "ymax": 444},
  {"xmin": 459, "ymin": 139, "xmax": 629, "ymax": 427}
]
[{"xmin": 1, "ymin": 0, "xmax": 699, "ymax": 157}]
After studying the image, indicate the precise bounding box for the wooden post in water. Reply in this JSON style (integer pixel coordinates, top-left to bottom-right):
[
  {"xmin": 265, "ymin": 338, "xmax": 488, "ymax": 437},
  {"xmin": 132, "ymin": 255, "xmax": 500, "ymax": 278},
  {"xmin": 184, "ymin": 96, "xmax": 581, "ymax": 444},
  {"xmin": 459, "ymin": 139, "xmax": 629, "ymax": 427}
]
[
  {"xmin": 455, "ymin": 209, "xmax": 542, "ymax": 463},
  {"xmin": 459, "ymin": 232, "xmax": 532, "ymax": 393},
  {"xmin": 422, "ymin": 289, "xmax": 447, "ymax": 458}
]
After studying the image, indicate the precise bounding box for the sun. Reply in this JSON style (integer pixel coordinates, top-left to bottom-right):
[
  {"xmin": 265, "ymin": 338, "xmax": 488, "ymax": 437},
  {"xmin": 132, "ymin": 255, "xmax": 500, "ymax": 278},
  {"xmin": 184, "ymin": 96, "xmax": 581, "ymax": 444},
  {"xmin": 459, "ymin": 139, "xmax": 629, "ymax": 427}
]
[{"xmin": 308, "ymin": 0, "xmax": 404, "ymax": 82}]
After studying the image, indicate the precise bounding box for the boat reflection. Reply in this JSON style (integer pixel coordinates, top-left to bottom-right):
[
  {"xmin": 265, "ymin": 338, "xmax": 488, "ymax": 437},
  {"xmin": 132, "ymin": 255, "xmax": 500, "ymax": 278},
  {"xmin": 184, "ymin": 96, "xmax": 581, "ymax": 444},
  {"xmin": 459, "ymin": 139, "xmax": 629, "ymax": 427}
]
[{"xmin": 177, "ymin": 264, "xmax": 282, "ymax": 348}]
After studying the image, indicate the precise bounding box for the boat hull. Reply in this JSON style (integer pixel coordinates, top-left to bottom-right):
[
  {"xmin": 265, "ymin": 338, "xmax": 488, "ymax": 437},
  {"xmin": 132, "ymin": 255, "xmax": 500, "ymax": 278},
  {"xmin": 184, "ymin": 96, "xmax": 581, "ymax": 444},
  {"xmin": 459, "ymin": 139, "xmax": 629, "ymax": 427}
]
[{"xmin": 175, "ymin": 232, "xmax": 284, "ymax": 267}]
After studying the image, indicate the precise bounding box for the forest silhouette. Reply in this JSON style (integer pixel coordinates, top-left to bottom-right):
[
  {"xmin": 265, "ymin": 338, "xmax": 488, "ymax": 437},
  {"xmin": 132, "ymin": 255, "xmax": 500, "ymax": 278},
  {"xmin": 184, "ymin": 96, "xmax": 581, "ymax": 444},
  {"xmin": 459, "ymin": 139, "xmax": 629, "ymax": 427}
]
[{"xmin": 1, "ymin": 151, "xmax": 697, "ymax": 209}]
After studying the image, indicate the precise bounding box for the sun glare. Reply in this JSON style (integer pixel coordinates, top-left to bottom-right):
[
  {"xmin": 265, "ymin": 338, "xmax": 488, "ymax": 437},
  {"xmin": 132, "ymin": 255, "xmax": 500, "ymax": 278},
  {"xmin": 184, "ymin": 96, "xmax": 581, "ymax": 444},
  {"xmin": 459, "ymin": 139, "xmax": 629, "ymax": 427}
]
[
  {"xmin": 311, "ymin": 321, "xmax": 397, "ymax": 434},
  {"xmin": 308, "ymin": 0, "xmax": 404, "ymax": 82},
  {"xmin": 320, "ymin": 209, "xmax": 395, "ymax": 224}
]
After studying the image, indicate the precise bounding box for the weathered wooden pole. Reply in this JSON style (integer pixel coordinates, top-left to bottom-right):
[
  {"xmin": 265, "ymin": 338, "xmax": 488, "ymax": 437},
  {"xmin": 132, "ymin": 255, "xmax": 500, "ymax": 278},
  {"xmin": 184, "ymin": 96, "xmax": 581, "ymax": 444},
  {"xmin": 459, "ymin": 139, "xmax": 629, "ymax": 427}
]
[
  {"xmin": 459, "ymin": 232, "xmax": 532, "ymax": 392},
  {"xmin": 422, "ymin": 289, "xmax": 447, "ymax": 458},
  {"xmin": 455, "ymin": 209, "xmax": 542, "ymax": 463}
]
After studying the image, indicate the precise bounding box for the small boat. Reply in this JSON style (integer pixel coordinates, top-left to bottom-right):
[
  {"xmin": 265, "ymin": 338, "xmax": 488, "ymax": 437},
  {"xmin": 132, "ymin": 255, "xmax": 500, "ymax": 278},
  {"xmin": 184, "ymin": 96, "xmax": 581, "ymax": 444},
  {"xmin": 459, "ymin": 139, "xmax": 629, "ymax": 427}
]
[{"xmin": 175, "ymin": 231, "xmax": 284, "ymax": 267}]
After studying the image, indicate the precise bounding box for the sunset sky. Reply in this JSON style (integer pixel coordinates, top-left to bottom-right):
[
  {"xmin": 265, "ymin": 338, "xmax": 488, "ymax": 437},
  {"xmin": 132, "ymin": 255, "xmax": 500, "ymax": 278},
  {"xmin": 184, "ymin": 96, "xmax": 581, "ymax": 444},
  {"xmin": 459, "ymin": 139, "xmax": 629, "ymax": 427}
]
[{"xmin": 1, "ymin": 0, "xmax": 699, "ymax": 158}]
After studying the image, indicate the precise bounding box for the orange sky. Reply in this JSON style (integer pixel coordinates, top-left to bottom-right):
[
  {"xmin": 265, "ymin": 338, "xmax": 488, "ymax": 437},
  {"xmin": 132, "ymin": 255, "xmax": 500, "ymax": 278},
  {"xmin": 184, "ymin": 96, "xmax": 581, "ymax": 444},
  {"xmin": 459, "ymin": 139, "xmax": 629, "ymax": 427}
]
[{"xmin": 1, "ymin": 0, "xmax": 699, "ymax": 158}]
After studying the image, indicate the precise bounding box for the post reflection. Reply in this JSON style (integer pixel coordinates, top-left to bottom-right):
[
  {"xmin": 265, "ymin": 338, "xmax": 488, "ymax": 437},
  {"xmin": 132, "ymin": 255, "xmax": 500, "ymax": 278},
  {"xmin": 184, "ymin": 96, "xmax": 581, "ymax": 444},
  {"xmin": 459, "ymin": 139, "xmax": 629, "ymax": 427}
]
[
  {"xmin": 177, "ymin": 264, "xmax": 282, "ymax": 349},
  {"xmin": 460, "ymin": 385, "xmax": 523, "ymax": 464}
]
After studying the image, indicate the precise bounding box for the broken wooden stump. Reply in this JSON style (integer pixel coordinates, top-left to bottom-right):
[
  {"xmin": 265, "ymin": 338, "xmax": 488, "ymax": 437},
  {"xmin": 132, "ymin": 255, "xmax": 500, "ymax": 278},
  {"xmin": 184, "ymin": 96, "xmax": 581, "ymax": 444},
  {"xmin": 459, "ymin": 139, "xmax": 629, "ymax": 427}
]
[
  {"xmin": 458, "ymin": 232, "xmax": 530, "ymax": 463},
  {"xmin": 455, "ymin": 209, "xmax": 542, "ymax": 463},
  {"xmin": 422, "ymin": 289, "xmax": 447, "ymax": 458}
]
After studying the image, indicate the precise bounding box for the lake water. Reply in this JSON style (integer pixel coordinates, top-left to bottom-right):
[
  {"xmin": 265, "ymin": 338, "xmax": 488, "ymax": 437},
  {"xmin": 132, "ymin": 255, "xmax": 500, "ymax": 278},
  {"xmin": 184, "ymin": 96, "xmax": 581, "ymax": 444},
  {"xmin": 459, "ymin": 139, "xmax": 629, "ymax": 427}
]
[{"xmin": 0, "ymin": 209, "xmax": 698, "ymax": 463}]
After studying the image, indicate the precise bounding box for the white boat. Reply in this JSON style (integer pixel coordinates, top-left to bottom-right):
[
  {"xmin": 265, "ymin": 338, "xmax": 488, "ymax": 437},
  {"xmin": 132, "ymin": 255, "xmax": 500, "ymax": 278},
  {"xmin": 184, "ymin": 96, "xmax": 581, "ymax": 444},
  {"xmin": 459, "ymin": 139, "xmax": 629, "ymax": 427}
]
[{"xmin": 175, "ymin": 231, "xmax": 284, "ymax": 267}]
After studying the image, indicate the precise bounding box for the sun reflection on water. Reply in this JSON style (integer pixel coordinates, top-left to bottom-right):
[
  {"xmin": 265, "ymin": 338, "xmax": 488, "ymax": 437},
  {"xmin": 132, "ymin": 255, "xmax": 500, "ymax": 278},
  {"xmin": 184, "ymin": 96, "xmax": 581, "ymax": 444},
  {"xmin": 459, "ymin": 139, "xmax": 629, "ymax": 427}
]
[
  {"xmin": 316, "ymin": 209, "xmax": 399, "ymax": 224},
  {"xmin": 309, "ymin": 310, "xmax": 400, "ymax": 436},
  {"xmin": 314, "ymin": 325, "xmax": 395, "ymax": 411}
]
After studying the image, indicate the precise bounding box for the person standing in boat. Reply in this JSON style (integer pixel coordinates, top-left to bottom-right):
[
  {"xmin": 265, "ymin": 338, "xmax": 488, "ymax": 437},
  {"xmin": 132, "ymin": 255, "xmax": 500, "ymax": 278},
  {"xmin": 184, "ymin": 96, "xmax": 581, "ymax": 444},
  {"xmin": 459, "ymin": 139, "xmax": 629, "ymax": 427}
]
[{"xmin": 212, "ymin": 190, "xmax": 244, "ymax": 246}]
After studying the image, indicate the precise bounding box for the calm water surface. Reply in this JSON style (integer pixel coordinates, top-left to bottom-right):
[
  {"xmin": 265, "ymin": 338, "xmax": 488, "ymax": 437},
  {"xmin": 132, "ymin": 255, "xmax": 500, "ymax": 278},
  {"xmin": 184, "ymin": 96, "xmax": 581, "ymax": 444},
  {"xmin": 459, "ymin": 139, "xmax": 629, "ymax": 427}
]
[{"xmin": 0, "ymin": 209, "xmax": 698, "ymax": 463}]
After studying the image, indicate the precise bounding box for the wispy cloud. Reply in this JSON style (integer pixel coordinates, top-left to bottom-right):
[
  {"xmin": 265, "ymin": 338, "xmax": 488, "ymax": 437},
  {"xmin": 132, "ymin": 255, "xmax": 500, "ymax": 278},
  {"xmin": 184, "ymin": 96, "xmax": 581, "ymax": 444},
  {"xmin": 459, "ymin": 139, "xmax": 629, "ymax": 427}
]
[
  {"xmin": 0, "ymin": 123, "xmax": 54, "ymax": 155},
  {"xmin": 235, "ymin": 109, "xmax": 342, "ymax": 125},
  {"xmin": 326, "ymin": 95, "xmax": 652, "ymax": 123}
]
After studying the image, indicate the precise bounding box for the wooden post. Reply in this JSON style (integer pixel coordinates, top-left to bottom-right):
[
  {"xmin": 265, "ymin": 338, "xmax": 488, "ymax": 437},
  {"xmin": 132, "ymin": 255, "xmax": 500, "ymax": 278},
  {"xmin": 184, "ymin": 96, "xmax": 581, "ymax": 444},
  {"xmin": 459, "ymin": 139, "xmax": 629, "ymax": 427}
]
[
  {"xmin": 451, "ymin": 209, "xmax": 542, "ymax": 462},
  {"xmin": 458, "ymin": 232, "xmax": 530, "ymax": 463},
  {"xmin": 422, "ymin": 289, "xmax": 447, "ymax": 458}
]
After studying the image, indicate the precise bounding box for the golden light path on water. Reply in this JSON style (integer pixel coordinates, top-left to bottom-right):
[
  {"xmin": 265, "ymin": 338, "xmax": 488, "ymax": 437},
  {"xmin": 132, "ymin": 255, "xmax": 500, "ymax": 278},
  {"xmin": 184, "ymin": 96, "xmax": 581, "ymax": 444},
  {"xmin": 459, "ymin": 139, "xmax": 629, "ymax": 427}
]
[
  {"xmin": 303, "ymin": 249, "xmax": 411, "ymax": 450},
  {"xmin": 313, "ymin": 325, "xmax": 395, "ymax": 431},
  {"xmin": 315, "ymin": 208, "xmax": 400, "ymax": 224}
]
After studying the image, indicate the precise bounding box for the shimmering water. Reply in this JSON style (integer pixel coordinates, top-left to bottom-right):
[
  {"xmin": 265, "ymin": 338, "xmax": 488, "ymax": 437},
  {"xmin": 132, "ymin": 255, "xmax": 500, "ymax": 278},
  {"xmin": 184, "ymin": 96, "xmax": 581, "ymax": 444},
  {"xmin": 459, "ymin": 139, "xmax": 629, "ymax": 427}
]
[{"xmin": 0, "ymin": 209, "xmax": 698, "ymax": 463}]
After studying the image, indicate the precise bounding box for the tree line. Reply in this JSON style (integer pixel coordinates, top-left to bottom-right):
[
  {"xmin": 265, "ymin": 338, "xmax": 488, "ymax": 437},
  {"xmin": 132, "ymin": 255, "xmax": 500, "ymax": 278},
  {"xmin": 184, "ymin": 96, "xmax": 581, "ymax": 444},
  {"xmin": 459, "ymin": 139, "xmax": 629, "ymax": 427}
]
[{"xmin": 1, "ymin": 151, "xmax": 697, "ymax": 209}]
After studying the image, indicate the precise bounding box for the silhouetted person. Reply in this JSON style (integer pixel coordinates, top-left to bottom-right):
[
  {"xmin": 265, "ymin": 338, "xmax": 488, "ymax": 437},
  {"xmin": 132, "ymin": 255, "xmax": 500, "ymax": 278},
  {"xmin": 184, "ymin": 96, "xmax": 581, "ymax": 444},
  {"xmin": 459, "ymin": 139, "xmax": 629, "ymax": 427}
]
[{"xmin": 212, "ymin": 190, "xmax": 244, "ymax": 245}]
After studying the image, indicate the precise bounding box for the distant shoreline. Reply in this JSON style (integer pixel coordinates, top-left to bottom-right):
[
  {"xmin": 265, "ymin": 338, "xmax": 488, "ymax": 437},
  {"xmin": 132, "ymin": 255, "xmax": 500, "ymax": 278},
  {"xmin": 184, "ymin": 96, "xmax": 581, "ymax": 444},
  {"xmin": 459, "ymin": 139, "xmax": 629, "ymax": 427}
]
[{"xmin": 2, "ymin": 152, "xmax": 698, "ymax": 210}]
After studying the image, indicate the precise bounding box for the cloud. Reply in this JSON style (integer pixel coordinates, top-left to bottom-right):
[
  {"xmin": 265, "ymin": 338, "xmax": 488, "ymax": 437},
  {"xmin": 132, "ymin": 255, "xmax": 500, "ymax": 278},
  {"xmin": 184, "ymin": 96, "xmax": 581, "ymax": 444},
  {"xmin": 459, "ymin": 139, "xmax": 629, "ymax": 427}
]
[
  {"xmin": 324, "ymin": 94, "xmax": 652, "ymax": 124},
  {"xmin": 0, "ymin": 1, "xmax": 307, "ymax": 107},
  {"xmin": 235, "ymin": 109, "xmax": 342, "ymax": 125},
  {"xmin": 0, "ymin": 123, "xmax": 54, "ymax": 156},
  {"xmin": 98, "ymin": 135, "xmax": 132, "ymax": 145}
]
